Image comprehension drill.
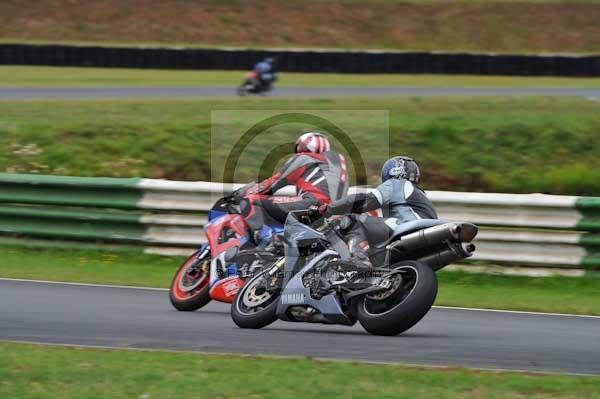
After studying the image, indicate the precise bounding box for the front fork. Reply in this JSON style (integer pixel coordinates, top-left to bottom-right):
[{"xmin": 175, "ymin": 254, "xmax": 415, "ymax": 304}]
[
  {"xmin": 209, "ymin": 252, "xmax": 229, "ymax": 286},
  {"xmin": 267, "ymin": 257, "xmax": 286, "ymax": 276},
  {"xmin": 193, "ymin": 243, "xmax": 225, "ymax": 287}
]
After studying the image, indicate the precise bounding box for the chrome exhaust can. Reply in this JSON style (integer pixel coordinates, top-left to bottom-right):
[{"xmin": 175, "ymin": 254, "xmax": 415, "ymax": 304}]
[
  {"xmin": 417, "ymin": 242, "xmax": 476, "ymax": 271},
  {"xmin": 390, "ymin": 223, "xmax": 477, "ymax": 253}
]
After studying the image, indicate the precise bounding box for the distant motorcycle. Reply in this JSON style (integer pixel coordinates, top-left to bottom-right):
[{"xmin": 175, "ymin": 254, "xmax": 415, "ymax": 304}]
[
  {"xmin": 169, "ymin": 182, "xmax": 283, "ymax": 311},
  {"xmin": 236, "ymin": 71, "xmax": 275, "ymax": 96},
  {"xmin": 231, "ymin": 211, "xmax": 478, "ymax": 335}
]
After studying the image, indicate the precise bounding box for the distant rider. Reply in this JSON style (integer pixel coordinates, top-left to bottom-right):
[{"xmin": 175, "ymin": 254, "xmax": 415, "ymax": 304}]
[
  {"xmin": 310, "ymin": 156, "xmax": 437, "ymax": 262},
  {"xmin": 242, "ymin": 132, "xmax": 348, "ymax": 245},
  {"xmin": 253, "ymin": 57, "xmax": 277, "ymax": 89}
]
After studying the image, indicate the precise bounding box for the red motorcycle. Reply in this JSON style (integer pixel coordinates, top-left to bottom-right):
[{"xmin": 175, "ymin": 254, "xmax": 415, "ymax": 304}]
[{"xmin": 169, "ymin": 183, "xmax": 283, "ymax": 311}]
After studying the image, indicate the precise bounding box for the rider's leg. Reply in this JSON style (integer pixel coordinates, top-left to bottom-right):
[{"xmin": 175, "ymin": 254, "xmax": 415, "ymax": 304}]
[
  {"xmin": 260, "ymin": 195, "xmax": 318, "ymax": 223},
  {"xmin": 342, "ymin": 218, "xmax": 371, "ymax": 264},
  {"xmin": 240, "ymin": 194, "xmax": 275, "ymax": 245},
  {"xmin": 243, "ymin": 194, "xmax": 317, "ymax": 246},
  {"xmin": 346, "ymin": 215, "xmax": 395, "ymax": 266}
]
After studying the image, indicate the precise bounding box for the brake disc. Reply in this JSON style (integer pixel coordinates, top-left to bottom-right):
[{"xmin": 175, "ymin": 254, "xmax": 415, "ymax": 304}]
[
  {"xmin": 178, "ymin": 258, "xmax": 209, "ymax": 293},
  {"xmin": 367, "ymin": 273, "xmax": 403, "ymax": 301},
  {"xmin": 242, "ymin": 278, "xmax": 272, "ymax": 307}
]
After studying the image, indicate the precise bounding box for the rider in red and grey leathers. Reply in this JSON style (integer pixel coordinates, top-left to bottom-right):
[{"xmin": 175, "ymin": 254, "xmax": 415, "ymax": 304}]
[{"xmin": 241, "ymin": 132, "xmax": 348, "ymax": 243}]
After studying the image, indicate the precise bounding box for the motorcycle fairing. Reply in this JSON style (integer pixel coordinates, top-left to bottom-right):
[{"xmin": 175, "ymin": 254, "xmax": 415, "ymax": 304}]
[
  {"xmin": 209, "ymin": 275, "xmax": 245, "ymax": 303},
  {"xmin": 205, "ymin": 214, "xmax": 248, "ymax": 257},
  {"xmin": 203, "ymin": 211, "xmax": 284, "ymax": 302},
  {"xmin": 277, "ymin": 213, "xmax": 354, "ymax": 325},
  {"xmin": 275, "ymin": 249, "xmax": 354, "ymax": 326},
  {"xmin": 208, "ymin": 209, "xmax": 226, "ymax": 221}
]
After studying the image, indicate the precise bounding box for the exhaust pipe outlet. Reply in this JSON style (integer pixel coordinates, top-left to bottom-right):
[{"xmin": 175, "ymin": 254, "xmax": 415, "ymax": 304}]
[
  {"xmin": 418, "ymin": 242, "xmax": 476, "ymax": 271},
  {"xmin": 390, "ymin": 223, "xmax": 477, "ymax": 253}
]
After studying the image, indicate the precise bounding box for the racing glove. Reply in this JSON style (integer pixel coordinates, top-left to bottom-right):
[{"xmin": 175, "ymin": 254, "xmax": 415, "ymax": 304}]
[{"xmin": 308, "ymin": 204, "xmax": 328, "ymax": 219}]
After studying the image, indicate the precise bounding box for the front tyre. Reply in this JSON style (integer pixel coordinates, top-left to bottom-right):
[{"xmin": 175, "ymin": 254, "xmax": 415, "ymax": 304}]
[
  {"xmin": 236, "ymin": 85, "xmax": 248, "ymax": 96},
  {"xmin": 231, "ymin": 268, "xmax": 280, "ymax": 329},
  {"xmin": 169, "ymin": 250, "xmax": 212, "ymax": 311},
  {"xmin": 357, "ymin": 261, "xmax": 437, "ymax": 336}
]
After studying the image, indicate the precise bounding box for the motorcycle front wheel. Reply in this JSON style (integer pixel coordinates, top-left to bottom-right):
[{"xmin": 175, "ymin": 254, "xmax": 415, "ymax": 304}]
[
  {"xmin": 236, "ymin": 84, "xmax": 249, "ymax": 96},
  {"xmin": 231, "ymin": 268, "xmax": 281, "ymax": 329},
  {"xmin": 169, "ymin": 250, "xmax": 212, "ymax": 311},
  {"xmin": 357, "ymin": 261, "xmax": 437, "ymax": 336}
]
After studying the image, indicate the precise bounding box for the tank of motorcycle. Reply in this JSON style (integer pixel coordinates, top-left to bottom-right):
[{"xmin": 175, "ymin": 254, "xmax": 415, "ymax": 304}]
[{"xmin": 282, "ymin": 213, "xmax": 328, "ymax": 278}]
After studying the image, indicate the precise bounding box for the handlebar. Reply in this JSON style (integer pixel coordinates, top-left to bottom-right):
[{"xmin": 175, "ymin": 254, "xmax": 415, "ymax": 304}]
[
  {"xmin": 224, "ymin": 182, "xmax": 257, "ymax": 214},
  {"xmin": 289, "ymin": 208, "xmax": 328, "ymax": 226}
]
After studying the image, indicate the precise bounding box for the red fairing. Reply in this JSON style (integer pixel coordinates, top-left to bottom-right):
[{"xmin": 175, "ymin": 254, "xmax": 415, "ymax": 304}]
[
  {"xmin": 209, "ymin": 276, "xmax": 245, "ymax": 303},
  {"xmin": 205, "ymin": 214, "xmax": 249, "ymax": 257}
]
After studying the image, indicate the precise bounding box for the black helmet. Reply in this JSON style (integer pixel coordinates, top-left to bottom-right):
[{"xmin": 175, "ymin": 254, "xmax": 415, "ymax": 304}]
[{"xmin": 381, "ymin": 156, "xmax": 420, "ymax": 183}]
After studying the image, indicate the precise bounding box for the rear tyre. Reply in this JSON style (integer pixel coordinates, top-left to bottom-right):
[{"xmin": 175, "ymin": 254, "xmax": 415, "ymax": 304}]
[
  {"xmin": 169, "ymin": 250, "xmax": 212, "ymax": 311},
  {"xmin": 357, "ymin": 261, "xmax": 437, "ymax": 336},
  {"xmin": 231, "ymin": 268, "xmax": 280, "ymax": 329}
]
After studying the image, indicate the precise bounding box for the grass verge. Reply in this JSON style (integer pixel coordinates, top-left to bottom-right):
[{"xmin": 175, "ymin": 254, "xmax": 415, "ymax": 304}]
[
  {"xmin": 2, "ymin": 97, "xmax": 600, "ymax": 195},
  {"xmin": 0, "ymin": 245, "xmax": 178, "ymax": 288},
  {"xmin": 1, "ymin": 244, "xmax": 599, "ymax": 315},
  {"xmin": 1, "ymin": 342, "xmax": 600, "ymax": 399},
  {"xmin": 3, "ymin": 66, "xmax": 600, "ymax": 88}
]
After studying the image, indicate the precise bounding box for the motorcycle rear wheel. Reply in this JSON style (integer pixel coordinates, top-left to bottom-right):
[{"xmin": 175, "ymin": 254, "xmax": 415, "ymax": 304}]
[
  {"xmin": 357, "ymin": 261, "xmax": 437, "ymax": 336},
  {"xmin": 231, "ymin": 268, "xmax": 280, "ymax": 329},
  {"xmin": 169, "ymin": 250, "xmax": 212, "ymax": 311}
]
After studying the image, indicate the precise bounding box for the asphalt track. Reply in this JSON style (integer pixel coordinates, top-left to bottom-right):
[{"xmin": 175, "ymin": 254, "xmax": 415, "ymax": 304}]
[
  {"xmin": 1, "ymin": 279, "xmax": 599, "ymax": 375},
  {"xmin": 2, "ymin": 87, "xmax": 600, "ymax": 99}
]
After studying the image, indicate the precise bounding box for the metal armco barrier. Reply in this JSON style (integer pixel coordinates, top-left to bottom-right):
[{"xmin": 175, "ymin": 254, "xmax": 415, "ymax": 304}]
[
  {"xmin": 1, "ymin": 173, "xmax": 599, "ymax": 271},
  {"xmin": 2, "ymin": 43, "xmax": 600, "ymax": 76}
]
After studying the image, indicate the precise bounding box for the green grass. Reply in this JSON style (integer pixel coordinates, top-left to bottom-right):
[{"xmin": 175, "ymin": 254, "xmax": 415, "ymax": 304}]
[
  {"xmin": 2, "ymin": 244, "xmax": 599, "ymax": 315},
  {"xmin": 4, "ymin": 66, "xmax": 600, "ymax": 88},
  {"xmin": 1, "ymin": 97, "xmax": 600, "ymax": 195},
  {"xmin": 2, "ymin": 342, "xmax": 600, "ymax": 399},
  {"xmin": 0, "ymin": 245, "xmax": 179, "ymax": 288},
  {"xmin": 436, "ymin": 270, "xmax": 600, "ymax": 316}
]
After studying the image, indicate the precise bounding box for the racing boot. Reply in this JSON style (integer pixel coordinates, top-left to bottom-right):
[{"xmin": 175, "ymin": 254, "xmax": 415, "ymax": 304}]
[{"xmin": 348, "ymin": 238, "xmax": 373, "ymax": 268}]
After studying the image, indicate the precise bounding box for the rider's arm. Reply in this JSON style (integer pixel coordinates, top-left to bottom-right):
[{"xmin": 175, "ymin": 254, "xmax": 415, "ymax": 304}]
[
  {"xmin": 246, "ymin": 156, "xmax": 298, "ymax": 195},
  {"xmin": 247, "ymin": 172, "xmax": 283, "ymax": 195},
  {"xmin": 325, "ymin": 191, "xmax": 381, "ymax": 216},
  {"xmin": 325, "ymin": 180, "xmax": 393, "ymax": 216}
]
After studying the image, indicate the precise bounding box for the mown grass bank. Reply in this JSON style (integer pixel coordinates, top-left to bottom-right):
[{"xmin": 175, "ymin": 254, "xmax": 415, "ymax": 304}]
[
  {"xmin": 1, "ymin": 97, "xmax": 600, "ymax": 194},
  {"xmin": 1, "ymin": 245, "xmax": 599, "ymax": 315},
  {"xmin": 3, "ymin": 0, "xmax": 600, "ymax": 53}
]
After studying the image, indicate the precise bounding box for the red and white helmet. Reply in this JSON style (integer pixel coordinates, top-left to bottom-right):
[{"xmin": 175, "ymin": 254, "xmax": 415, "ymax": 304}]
[{"xmin": 295, "ymin": 132, "xmax": 331, "ymax": 154}]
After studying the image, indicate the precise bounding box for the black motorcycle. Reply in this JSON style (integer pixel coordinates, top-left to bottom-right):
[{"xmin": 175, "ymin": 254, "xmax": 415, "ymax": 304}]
[{"xmin": 231, "ymin": 211, "xmax": 477, "ymax": 336}]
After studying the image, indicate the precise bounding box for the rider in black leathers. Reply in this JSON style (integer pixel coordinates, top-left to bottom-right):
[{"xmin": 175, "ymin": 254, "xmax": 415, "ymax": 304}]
[{"xmin": 310, "ymin": 156, "xmax": 437, "ymax": 262}]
